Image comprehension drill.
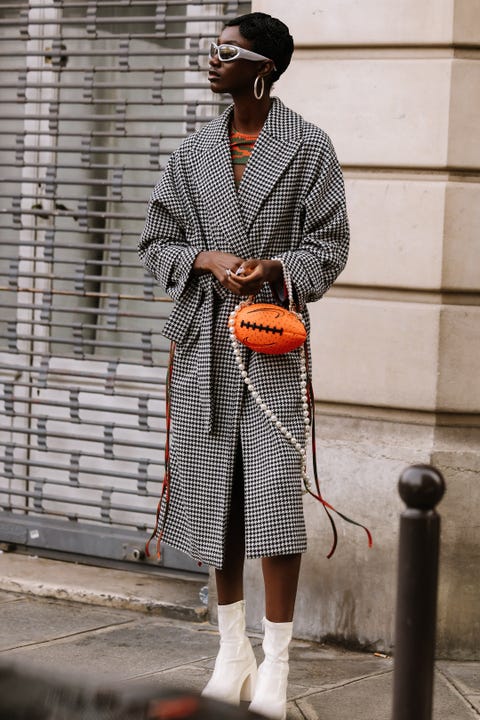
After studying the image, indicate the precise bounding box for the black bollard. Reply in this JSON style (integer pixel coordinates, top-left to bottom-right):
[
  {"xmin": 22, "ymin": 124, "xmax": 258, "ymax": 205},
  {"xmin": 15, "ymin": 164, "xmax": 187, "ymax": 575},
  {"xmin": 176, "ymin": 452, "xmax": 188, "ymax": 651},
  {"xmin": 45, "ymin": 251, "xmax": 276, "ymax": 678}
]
[{"xmin": 392, "ymin": 464, "xmax": 445, "ymax": 720}]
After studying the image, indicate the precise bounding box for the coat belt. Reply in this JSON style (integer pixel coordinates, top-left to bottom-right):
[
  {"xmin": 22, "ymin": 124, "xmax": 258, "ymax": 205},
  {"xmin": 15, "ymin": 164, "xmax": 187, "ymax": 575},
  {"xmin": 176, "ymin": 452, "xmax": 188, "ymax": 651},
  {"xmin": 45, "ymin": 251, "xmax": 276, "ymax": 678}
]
[{"xmin": 162, "ymin": 275, "xmax": 228, "ymax": 435}]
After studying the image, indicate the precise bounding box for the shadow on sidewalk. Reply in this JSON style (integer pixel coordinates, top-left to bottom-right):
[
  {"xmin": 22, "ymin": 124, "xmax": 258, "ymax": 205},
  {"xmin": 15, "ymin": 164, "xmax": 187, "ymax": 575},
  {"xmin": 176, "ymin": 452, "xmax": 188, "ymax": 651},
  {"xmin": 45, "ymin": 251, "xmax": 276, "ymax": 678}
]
[{"xmin": 0, "ymin": 660, "xmax": 264, "ymax": 720}]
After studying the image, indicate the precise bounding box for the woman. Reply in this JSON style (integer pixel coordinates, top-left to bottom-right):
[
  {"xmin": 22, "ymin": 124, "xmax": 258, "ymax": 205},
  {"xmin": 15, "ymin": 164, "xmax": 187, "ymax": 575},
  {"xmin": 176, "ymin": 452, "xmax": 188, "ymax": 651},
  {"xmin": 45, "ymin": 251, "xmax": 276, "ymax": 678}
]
[{"xmin": 139, "ymin": 12, "xmax": 349, "ymax": 720}]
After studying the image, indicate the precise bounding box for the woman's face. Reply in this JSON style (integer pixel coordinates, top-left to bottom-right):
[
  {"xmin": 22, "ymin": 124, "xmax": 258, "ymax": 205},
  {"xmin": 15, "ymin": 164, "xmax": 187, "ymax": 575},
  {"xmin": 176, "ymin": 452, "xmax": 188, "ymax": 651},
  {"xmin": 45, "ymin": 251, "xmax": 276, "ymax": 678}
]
[{"xmin": 208, "ymin": 25, "xmax": 264, "ymax": 97}]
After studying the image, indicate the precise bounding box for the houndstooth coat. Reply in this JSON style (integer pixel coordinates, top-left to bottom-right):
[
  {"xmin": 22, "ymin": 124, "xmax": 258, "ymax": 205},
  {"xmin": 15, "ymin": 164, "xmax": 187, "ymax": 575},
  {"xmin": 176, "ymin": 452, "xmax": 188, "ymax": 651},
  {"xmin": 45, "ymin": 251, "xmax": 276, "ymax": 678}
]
[{"xmin": 138, "ymin": 97, "xmax": 349, "ymax": 569}]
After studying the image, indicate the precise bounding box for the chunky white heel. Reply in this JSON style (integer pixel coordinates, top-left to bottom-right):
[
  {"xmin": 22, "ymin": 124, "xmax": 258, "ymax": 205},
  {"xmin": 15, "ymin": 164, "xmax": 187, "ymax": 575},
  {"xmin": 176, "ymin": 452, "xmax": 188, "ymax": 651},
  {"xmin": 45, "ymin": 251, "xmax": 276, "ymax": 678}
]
[
  {"xmin": 239, "ymin": 671, "xmax": 255, "ymax": 701},
  {"xmin": 248, "ymin": 618, "xmax": 293, "ymax": 720},
  {"xmin": 201, "ymin": 600, "xmax": 257, "ymax": 705}
]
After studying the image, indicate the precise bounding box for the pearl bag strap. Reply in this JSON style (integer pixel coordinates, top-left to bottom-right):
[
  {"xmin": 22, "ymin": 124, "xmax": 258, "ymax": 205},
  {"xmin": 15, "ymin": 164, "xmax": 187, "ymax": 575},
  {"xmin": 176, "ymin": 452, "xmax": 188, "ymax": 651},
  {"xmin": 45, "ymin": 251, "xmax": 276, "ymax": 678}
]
[{"xmin": 228, "ymin": 259, "xmax": 311, "ymax": 492}]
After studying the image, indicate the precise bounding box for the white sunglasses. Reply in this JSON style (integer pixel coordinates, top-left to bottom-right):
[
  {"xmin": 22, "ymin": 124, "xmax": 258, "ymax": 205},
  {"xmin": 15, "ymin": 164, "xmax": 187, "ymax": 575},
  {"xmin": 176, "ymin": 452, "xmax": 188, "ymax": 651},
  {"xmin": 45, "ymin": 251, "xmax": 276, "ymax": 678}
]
[{"xmin": 209, "ymin": 42, "xmax": 276, "ymax": 70}]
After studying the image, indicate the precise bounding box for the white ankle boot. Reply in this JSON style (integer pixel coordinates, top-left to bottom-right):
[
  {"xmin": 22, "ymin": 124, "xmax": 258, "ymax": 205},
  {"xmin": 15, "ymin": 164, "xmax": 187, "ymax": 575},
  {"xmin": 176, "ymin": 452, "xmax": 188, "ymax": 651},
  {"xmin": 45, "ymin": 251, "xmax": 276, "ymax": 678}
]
[
  {"xmin": 248, "ymin": 618, "xmax": 293, "ymax": 720},
  {"xmin": 201, "ymin": 600, "xmax": 257, "ymax": 705}
]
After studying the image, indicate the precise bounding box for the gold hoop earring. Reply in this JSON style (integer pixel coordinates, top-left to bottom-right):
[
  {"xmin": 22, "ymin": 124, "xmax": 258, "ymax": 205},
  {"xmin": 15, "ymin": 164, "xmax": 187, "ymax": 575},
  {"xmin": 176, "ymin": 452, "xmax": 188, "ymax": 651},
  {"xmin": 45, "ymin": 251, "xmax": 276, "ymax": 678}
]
[{"xmin": 253, "ymin": 75, "xmax": 264, "ymax": 101}]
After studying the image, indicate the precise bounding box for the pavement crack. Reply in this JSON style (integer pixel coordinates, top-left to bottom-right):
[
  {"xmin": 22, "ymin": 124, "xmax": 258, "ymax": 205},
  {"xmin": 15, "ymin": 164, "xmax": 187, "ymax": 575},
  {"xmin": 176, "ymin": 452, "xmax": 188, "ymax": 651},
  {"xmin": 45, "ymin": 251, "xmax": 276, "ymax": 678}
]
[
  {"xmin": 293, "ymin": 700, "xmax": 310, "ymax": 719},
  {"xmin": 436, "ymin": 665, "xmax": 480, "ymax": 717},
  {"xmin": 0, "ymin": 619, "xmax": 138, "ymax": 653},
  {"xmin": 291, "ymin": 667, "xmax": 394, "ymax": 701},
  {"xmin": 128, "ymin": 656, "xmax": 215, "ymax": 680}
]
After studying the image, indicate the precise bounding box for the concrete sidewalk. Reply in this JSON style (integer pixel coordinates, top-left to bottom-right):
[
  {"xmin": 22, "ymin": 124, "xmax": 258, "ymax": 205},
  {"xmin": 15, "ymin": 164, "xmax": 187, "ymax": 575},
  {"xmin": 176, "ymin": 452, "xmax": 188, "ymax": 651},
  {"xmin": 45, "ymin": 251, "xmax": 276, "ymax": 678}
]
[{"xmin": 0, "ymin": 552, "xmax": 478, "ymax": 719}]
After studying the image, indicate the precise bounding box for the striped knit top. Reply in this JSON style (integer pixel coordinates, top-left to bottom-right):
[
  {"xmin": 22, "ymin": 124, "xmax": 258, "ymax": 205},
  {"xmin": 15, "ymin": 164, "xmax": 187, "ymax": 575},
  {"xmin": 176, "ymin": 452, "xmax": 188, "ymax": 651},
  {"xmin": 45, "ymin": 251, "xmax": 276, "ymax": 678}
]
[{"xmin": 230, "ymin": 126, "xmax": 259, "ymax": 184}]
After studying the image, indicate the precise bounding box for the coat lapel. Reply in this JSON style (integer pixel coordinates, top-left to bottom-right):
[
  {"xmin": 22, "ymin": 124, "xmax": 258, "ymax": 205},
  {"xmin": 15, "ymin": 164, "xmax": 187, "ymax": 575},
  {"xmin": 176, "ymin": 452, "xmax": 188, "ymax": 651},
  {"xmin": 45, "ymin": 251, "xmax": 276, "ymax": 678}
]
[
  {"xmin": 192, "ymin": 106, "xmax": 248, "ymax": 255},
  {"xmin": 237, "ymin": 97, "xmax": 303, "ymax": 235}
]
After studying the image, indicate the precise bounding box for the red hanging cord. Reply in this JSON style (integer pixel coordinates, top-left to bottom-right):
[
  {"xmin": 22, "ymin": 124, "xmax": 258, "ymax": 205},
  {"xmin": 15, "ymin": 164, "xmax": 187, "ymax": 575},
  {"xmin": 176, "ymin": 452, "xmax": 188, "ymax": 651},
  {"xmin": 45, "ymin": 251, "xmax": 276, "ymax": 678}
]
[
  {"xmin": 145, "ymin": 341, "xmax": 175, "ymax": 559},
  {"xmin": 303, "ymin": 347, "xmax": 373, "ymax": 558}
]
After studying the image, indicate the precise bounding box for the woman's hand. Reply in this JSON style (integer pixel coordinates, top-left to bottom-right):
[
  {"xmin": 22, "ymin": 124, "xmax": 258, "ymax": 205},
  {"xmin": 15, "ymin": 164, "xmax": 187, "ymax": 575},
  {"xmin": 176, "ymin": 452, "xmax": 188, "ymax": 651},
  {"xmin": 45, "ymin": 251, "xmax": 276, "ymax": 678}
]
[
  {"xmin": 193, "ymin": 251, "xmax": 245, "ymax": 286},
  {"xmin": 193, "ymin": 253, "xmax": 283, "ymax": 297},
  {"xmin": 227, "ymin": 258, "xmax": 283, "ymax": 296}
]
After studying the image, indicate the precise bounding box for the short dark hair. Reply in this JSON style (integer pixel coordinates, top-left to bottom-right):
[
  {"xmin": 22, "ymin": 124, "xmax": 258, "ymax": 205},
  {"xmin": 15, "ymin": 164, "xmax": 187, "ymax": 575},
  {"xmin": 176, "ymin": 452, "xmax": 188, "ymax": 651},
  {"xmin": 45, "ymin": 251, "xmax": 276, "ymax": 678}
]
[{"xmin": 225, "ymin": 12, "xmax": 294, "ymax": 83}]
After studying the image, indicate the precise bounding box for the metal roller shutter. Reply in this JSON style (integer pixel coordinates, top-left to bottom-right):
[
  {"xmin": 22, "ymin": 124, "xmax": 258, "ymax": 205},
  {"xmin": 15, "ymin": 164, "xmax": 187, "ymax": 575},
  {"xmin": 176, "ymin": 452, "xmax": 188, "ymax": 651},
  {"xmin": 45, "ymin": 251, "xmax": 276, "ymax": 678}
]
[{"xmin": 0, "ymin": 0, "xmax": 250, "ymax": 573}]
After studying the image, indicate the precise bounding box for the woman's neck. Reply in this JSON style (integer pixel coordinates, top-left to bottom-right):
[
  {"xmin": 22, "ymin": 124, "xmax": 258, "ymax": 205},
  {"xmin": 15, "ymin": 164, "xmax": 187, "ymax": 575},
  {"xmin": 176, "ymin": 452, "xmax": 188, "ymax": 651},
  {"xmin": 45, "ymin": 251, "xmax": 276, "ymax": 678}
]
[{"xmin": 231, "ymin": 96, "xmax": 272, "ymax": 135}]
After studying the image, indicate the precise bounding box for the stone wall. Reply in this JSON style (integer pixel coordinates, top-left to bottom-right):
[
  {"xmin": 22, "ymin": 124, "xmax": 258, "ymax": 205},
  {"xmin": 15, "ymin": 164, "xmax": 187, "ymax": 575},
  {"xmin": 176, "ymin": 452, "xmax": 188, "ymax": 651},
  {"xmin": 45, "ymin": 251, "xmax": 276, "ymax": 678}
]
[{"xmin": 243, "ymin": 0, "xmax": 480, "ymax": 659}]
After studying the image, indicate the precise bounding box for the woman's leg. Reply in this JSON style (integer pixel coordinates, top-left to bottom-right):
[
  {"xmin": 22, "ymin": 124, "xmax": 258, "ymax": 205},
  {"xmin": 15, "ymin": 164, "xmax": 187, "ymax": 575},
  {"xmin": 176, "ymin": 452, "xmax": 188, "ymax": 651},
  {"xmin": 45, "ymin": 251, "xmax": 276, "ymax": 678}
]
[
  {"xmin": 262, "ymin": 553, "xmax": 302, "ymax": 622},
  {"xmin": 215, "ymin": 449, "xmax": 246, "ymax": 604},
  {"xmin": 202, "ymin": 449, "xmax": 257, "ymax": 704},
  {"xmin": 249, "ymin": 554, "xmax": 302, "ymax": 720}
]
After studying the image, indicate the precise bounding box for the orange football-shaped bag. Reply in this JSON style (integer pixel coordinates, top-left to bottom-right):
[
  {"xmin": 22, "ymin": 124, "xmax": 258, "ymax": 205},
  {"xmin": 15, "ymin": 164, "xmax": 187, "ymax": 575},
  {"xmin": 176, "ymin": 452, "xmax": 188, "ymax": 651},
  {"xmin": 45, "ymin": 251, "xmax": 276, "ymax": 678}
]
[{"xmin": 233, "ymin": 302, "xmax": 306, "ymax": 355}]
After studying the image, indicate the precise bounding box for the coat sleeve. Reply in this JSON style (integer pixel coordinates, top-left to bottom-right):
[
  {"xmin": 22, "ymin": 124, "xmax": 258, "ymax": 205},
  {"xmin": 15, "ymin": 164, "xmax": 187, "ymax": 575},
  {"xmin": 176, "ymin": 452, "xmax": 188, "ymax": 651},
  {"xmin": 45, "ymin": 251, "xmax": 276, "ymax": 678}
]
[
  {"xmin": 138, "ymin": 152, "xmax": 199, "ymax": 302},
  {"xmin": 276, "ymin": 134, "xmax": 349, "ymax": 308}
]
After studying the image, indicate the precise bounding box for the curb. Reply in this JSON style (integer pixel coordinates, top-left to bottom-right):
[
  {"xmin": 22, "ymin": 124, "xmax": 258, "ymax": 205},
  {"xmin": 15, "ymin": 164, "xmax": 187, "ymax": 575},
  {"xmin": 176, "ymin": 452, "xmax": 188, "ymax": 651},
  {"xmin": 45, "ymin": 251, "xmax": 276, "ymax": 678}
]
[{"xmin": 0, "ymin": 575, "xmax": 208, "ymax": 622}]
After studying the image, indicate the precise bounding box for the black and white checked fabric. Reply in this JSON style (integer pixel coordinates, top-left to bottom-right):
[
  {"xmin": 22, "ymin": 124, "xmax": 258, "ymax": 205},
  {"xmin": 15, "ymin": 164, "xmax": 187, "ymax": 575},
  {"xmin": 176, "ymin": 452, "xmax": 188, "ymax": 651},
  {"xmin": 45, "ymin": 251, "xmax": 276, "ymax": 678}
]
[{"xmin": 138, "ymin": 97, "xmax": 349, "ymax": 568}]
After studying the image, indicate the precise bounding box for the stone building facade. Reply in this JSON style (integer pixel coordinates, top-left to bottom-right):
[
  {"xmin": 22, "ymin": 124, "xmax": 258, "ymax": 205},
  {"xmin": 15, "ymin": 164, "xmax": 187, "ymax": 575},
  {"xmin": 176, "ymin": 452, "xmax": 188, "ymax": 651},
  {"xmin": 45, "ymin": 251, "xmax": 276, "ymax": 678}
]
[{"xmin": 241, "ymin": 0, "xmax": 480, "ymax": 659}]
